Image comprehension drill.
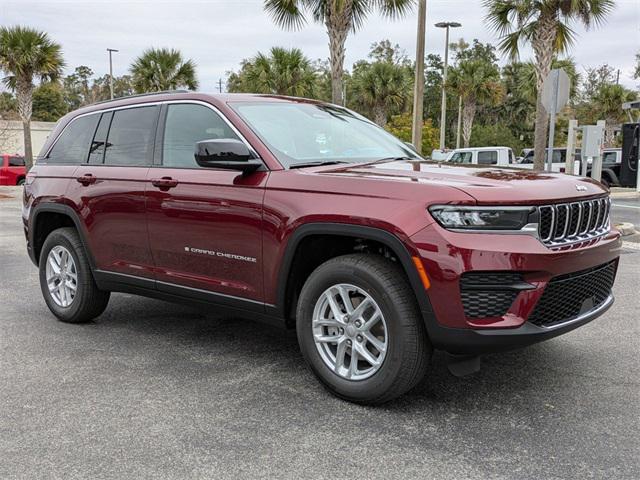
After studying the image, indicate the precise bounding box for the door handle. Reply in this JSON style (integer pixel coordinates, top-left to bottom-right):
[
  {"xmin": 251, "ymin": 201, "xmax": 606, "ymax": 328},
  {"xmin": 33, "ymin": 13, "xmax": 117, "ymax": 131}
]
[
  {"xmin": 151, "ymin": 177, "xmax": 179, "ymax": 189},
  {"xmin": 76, "ymin": 174, "xmax": 96, "ymax": 186}
]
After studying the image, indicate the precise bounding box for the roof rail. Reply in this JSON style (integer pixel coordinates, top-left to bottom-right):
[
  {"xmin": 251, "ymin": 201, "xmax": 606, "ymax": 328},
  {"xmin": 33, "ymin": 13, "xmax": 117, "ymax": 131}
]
[{"xmin": 91, "ymin": 90, "xmax": 190, "ymax": 106}]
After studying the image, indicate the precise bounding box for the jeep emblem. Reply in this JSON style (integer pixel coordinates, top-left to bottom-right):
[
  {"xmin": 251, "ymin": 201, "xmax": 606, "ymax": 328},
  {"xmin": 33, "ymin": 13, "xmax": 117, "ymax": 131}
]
[{"xmin": 575, "ymin": 185, "xmax": 587, "ymax": 191}]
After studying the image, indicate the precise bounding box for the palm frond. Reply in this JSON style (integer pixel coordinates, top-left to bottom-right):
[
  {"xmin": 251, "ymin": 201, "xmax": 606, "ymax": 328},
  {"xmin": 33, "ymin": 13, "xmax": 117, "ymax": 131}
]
[{"xmin": 264, "ymin": 0, "xmax": 307, "ymax": 30}]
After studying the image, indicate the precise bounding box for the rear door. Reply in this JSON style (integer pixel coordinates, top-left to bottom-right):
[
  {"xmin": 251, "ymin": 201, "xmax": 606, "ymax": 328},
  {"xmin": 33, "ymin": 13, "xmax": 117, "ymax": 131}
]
[
  {"xmin": 64, "ymin": 105, "xmax": 159, "ymax": 279},
  {"xmin": 145, "ymin": 102, "xmax": 267, "ymax": 305}
]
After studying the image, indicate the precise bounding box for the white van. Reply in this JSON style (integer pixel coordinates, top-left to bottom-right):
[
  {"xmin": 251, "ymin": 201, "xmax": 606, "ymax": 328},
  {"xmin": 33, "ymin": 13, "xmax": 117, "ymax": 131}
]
[{"xmin": 447, "ymin": 146, "xmax": 516, "ymax": 167}]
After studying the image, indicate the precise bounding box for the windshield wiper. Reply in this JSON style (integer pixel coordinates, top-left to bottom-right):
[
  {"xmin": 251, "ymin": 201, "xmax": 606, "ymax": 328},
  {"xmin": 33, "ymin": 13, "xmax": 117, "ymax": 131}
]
[{"xmin": 289, "ymin": 160, "xmax": 350, "ymax": 169}]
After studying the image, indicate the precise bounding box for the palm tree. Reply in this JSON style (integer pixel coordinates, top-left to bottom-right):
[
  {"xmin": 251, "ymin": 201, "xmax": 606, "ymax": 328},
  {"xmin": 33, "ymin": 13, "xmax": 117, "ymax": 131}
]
[
  {"xmin": 0, "ymin": 26, "xmax": 64, "ymax": 170},
  {"xmin": 350, "ymin": 61, "xmax": 409, "ymax": 126},
  {"xmin": 484, "ymin": 0, "xmax": 614, "ymax": 170},
  {"xmin": 130, "ymin": 48, "xmax": 198, "ymax": 93},
  {"xmin": 592, "ymin": 84, "xmax": 636, "ymax": 146},
  {"xmin": 264, "ymin": 0, "xmax": 415, "ymax": 105},
  {"xmin": 447, "ymin": 59, "xmax": 504, "ymax": 147},
  {"xmin": 227, "ymin": 47, "xmax": 317, "ymax": 97}
]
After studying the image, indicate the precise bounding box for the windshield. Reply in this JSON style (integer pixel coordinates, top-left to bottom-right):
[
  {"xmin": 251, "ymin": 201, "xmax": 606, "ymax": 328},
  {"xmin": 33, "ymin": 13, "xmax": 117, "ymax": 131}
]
[{"xmin": 230, "ymin": 102, "xmax": 419, "ymax": 168}]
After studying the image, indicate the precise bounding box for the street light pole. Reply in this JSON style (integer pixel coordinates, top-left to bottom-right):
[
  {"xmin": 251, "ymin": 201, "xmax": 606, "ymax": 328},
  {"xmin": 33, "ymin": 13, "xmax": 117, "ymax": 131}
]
[
  {"xmin": 435, "ymin": 21, "xmax": 461, "ymax": 150},
  {"xmin": 107, "ymin": 48, "xmax": 119, "ymax": 100},
  {"xmin": 411, "ymin": 0, "xmax": 427, "ymax": 152}
]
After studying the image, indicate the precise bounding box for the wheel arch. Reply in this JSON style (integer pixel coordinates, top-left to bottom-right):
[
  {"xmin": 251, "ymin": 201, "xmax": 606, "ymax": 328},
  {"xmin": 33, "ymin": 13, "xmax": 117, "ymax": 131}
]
[
  {"xmin": 271, "ymin": 223, "xmax": 435, "ymax": 328},
  {"xmin": 30, "ymin": 203, "xmax": 96, "ymax": 269}
]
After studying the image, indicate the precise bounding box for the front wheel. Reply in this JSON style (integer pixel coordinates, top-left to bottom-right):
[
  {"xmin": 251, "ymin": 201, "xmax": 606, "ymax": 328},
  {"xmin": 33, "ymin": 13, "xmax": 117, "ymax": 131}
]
[{"xmin": 296, "ymin": 254, "xmax": 431, "ymax": 404}]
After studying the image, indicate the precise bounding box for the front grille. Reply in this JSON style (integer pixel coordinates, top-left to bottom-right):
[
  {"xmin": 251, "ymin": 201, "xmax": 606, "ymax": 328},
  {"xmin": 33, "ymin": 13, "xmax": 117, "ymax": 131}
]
[
  {"xmin": 529, "ymin": 261, "xmax": 617, "ymax": 327},
  {"xmin": 459, "ymin": 272, "xmax": 523, "ymax": 319},
  {"xmin": 537, "ymin": 197, "xmax": 610, "ymax": 247}
]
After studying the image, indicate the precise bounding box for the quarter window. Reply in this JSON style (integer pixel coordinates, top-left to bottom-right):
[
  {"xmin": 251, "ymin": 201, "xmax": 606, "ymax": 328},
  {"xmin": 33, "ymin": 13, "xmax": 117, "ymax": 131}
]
[
  {"xmin": 162, "ymin": 104, "xmax": 239, "ymax": 168},
  {"xmin": 46, "ymin": 114, "xmax": 100, "ymax": 164},
  {"xmin": 104, "ymin": 106, "xmax": 158, "ymax": 166},
  {"xmin": 88, "ymin": 112, "xmax": 113, "ymax": 164},
  {"xmin": 477, "ymin": 151, "xmax": 498, "ymax": 165}
]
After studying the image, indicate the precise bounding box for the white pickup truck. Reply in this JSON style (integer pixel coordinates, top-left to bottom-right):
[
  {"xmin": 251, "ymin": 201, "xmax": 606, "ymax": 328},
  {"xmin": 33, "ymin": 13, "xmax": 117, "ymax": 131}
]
[{"xmin": 446, "ymin": 146, "xmax": 517, "ymax": 166}]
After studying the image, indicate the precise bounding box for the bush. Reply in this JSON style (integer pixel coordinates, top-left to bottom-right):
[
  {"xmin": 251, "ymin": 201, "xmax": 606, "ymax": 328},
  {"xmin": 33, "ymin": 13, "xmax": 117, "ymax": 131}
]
[{"xmin": 385, "ymin": 114, "xmax": 439, "ymax": 156}]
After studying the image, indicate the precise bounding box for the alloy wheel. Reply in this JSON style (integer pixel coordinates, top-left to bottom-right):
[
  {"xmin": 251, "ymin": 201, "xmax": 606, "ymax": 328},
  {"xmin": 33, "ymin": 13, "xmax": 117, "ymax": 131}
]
[{"xmin": 45, "ymin": 245, "xmax": 78, "ymax": 308}]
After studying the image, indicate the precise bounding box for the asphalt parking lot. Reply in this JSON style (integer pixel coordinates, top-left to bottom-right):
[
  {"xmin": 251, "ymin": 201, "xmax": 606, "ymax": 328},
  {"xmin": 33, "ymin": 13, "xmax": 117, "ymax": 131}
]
[{"xmin": 1, "ymin": 186, "xmax": 638, "ymax": 480}]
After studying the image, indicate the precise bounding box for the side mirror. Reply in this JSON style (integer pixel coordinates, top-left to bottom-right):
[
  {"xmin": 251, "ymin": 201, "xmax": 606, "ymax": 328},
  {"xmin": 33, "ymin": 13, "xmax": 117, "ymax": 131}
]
[{"xmin": 194, "ymin": 139, "xmax": 262, "ymax": 174}]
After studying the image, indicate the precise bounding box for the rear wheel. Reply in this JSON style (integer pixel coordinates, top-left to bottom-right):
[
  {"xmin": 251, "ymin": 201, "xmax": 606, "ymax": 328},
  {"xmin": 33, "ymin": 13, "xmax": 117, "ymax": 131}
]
[
  {"xmin": 17, "ymin": 178, "xmax": 25, "ymax": 186},
  {"xmin": 39, "ymin": 227, "xmax": 110, "ymax": 323},
  {"xmin": 296, "ymin": 254, "xmax": 431, "ymax": 404}
]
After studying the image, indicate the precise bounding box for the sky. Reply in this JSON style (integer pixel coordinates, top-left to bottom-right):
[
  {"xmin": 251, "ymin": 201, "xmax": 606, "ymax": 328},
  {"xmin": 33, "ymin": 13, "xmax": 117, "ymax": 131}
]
[{"xmin": 2, "ymin": 0, "xmax": 639, "ymax": 91}]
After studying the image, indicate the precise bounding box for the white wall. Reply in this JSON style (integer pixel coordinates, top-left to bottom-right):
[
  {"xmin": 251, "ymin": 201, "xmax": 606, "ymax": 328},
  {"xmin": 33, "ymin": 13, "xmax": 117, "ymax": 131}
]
[{"xmin": 0, "ymin": 120, "xmax": 56, "ymax": 156}]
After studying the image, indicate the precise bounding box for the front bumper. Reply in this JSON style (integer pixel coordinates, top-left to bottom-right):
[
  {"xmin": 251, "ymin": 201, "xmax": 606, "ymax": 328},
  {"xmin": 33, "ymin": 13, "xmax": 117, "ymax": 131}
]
[{"xmin": 410, "ymin": 223, "xmax": 622, "ymax": 355}]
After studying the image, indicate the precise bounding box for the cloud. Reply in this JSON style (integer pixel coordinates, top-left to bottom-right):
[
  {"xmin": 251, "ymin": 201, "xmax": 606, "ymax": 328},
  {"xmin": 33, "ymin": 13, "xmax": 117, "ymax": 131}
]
[{"xmin": 2, "ymin": 0, "xmax": 638, "ymax": 90}]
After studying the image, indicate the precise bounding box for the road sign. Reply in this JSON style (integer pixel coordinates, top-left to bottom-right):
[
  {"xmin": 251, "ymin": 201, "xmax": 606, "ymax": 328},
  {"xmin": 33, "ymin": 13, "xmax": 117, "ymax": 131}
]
[{"xmin": 541, "ymin": 69, "xmax": 570, "ymax": 114}]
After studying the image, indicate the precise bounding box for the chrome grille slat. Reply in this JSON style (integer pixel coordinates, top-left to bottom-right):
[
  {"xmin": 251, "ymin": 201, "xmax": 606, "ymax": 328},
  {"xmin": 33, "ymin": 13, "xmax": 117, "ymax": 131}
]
[{"xmin": 537, "ymin": 196, "xmax": 610, "ymax": 247}]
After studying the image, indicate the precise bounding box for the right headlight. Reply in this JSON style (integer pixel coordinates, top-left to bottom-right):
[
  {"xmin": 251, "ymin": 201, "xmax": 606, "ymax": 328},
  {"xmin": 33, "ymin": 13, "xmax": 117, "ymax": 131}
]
[{"xmin": 428, "ymin": 206, "xmax": 535, "ymax": 231}]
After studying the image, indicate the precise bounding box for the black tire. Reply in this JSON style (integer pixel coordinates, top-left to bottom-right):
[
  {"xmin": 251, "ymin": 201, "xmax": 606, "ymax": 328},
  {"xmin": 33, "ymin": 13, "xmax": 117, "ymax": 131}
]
[
  {"xmin": 600, "ymin": 177, "xmax": 610, "ymax": 189},
  {"xmin": 17, "ymin": 178, "xmax": 25, "ymax": 186},
  {"xmin": 39, "ymin": 227, "xmax": 110, "ymax": 323},
  {"xmin": 296, "ymin": 254, "xmax": 431, "ymax": 404}
]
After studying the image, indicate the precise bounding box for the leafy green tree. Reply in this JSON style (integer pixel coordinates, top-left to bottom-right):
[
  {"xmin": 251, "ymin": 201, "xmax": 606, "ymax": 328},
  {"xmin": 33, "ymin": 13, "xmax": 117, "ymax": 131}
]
[
  {"xmin": 349, "ymin": 60, "xmax": 409, "ymax": 126},
  {"xmin": 0, "ymin": 26, "xmax": 64, "ymax": 169},
  {"xmin": 590, "ymin": 83, "xmax": 636, "ymax": 145},
  {"xmin": 227, "ymin": 47, "xmax": 317, "ymax": 97},
  {"xmin": 0, "ymin": 91, "xmax": 17, "ymax": 119},
  {"xmin": 264, "ymin": 0, "xmax": 415, "ymax": 105},
  {"xmin": 634, "ymin": 52, "xmax": 640, "ymax": 80},
  {"xmin": 470, "ymin": 122, "xmax": 524, "ymax": 152},
  {"xmin": 485, "ymin": 0, "xmax": 614, "ymax": 170},
  {"xmin": 130, "ymin": 48, "xmax": 198, "ymax": 93},
  {"xmin": 447, "ymin": 59, "xmax": 504, "ymax": 147},
  {"xmin": 385, "ymin": 113, "xmax": 438, "ymax": 156},
  {"xmin": 32, "ymin": 81, "xmax": 67, "ymax": 121}
]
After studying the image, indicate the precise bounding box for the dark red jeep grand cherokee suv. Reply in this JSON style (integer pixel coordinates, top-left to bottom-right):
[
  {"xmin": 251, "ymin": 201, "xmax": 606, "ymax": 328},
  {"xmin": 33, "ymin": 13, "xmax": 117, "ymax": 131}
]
[{"xmin": 23, "ymin": 92, "xmax": 621, "ymax": 403}]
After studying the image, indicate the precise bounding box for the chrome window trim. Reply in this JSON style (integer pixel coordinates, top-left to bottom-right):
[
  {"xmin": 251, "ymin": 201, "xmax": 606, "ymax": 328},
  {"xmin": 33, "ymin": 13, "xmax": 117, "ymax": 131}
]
[{"xmin": 40, "ymin": 99, "xmax": 262, "ymax": 165}]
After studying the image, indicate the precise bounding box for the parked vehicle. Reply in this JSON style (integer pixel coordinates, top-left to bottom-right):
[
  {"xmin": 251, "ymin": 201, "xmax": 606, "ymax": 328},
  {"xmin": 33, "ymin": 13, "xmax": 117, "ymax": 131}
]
[
  {"xmin": 586, "ymin": 148, "xmax": 622, "ymax": 188},
  {"xmin": 430, "ymin": 148, "xmax": 452, "ymax": 161},
  {"xmin": 447, "ymin": 146, "xmax": 516, "ymax": 167},
  {"xmin": 0, "ymin": 154, "xmax": 26, "ymax": 185},
  {"xmin": 516, "ymin": 148, "xmax": 581, "ymax": 173},
  {"xmin": 23, "ymin": 92, "xmax": 620, "ymax": 404}
]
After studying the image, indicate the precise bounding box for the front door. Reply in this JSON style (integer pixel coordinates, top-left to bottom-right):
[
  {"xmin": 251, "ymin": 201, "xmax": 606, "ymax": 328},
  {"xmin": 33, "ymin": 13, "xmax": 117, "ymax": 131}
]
[{"xmin": 145, "ymin": 102, "xmax": 267, "ymax": 306}]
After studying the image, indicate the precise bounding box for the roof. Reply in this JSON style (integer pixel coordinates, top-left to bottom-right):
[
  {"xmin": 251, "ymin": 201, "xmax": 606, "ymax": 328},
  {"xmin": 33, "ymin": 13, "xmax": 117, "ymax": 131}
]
[{"xmin": 452, "ymin": 146, "xmax": 512, "ymax": 152}]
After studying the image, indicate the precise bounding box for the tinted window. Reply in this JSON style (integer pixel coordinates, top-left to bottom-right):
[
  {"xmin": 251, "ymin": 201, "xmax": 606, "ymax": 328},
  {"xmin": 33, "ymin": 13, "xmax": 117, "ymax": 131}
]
[
  {"xmin": 602, "ymin": 151, "xmax": 618, "ymax": 164},
  {"xmin": 88, "ymin": 112, "xmax": 113, "ymax": 164},
  {"xmin": 163, "ymin": 104, "xmax": 238, "ymax": 168},
  {"xmin": 477, "ymin": 151, "xmax": 498, "ymax": 165},
  {"xmin": 46, "ymin": 114, "xmax": 100, "ymax": 164},
  {"xmin": 508, "ymin": 150, "xmax": 515, "ymax": 164},
  {"xmin": 9, "ymin": 156, "xmax": 25, "ymax": 167},
  {"xmin": 104, "ymin": 106, "xmax": 158, "ymax": 166},
  {"xmin": 450, "ymin": 152, "xmax": 472, "ymax": 164}
]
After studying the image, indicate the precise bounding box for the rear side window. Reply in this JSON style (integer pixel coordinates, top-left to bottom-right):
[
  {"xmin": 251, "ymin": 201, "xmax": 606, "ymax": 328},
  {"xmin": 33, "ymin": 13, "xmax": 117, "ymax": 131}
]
[
  {"xmin": 602, "ymin": 151, "xmax": 617, "ymax": 164},
  {"xmin": 450, "ymin": 152, "xmax": 472, "ymax": 164},
  {"xmin": 46, "ymin": 114, "xmax": 100, "ymax": 164},
  {"xmin": 88, "ymin": 112, "xmax": 113, "ymax": 164},
  {"xmin": 9, "ymin": 156, "xmax": 25, "ymax": 167},
  {"xmin": 162, "ymin": 103, "xmax": 239, "ymax": 168},
  {"xmin": 477, "ymin": 151, "xmax": 498, "ymax": 165},
  {"xmin": 104, "ymin": 106, "xmax": 158, "ymax": 166}
]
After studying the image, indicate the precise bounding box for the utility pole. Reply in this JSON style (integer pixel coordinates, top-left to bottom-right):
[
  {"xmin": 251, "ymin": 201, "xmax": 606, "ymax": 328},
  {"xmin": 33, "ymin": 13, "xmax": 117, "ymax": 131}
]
[
  {"xmin": 435, "ymin": 22, "xmax": 461, "ymax": 150},
  {"xmin": 107, "ymin": 48, "xmax": 118, "ymax": 100},
  {"xmin": 411, "ymin": 0, "xmax": 427, "ymax": 152},
  {"xmin": 218, "ymin": 78, "xmax": 223, "ymax": 93}
]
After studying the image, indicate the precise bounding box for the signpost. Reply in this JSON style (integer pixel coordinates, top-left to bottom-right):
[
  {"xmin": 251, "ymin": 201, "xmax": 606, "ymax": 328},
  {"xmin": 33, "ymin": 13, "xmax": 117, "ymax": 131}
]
[{"xmin": 541, "ymin": 69, "xmax": 570, "ymax": 172}]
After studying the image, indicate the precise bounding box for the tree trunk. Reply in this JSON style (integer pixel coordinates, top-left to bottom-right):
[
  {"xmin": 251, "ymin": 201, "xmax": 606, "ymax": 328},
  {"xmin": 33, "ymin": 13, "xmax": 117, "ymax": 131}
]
[
  {"xmin": 531, "ymin": 13, "xmax": 557, "ymax": 171},
  {"xmin": 462, "ymin": 100, "xmax": 476, "ymax": 148},
  {"xmin": 16, "ymin": 78, "xmax": 34, "ymax": 171},
  {"xmin": 373, "ymin": 103, "xmax": 387, "ymax": 127},
  {"xmin": 325, "ymin": 2, "xmax": 352, "ymax": 106},
  {"xmin": 604, "ymin": 119, "xmax": 616, "ymax": 147}
]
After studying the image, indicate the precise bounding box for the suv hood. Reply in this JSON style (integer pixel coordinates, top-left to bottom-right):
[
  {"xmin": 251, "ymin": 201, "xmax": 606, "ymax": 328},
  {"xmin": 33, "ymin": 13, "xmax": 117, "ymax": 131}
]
[{"xmin": 321, "ymin": 160, "xmax": 607, "ymax": 204}]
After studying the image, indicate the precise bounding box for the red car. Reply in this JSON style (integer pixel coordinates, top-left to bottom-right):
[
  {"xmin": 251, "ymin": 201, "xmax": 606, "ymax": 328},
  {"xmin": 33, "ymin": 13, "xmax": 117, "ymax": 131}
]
[
  {"xmin": 0, "ymin": 154, "xmax": 26, "ymax": 185},
  {"xmin": 23, "ymin": 92, "xmax": 620, "ymax": 403}
]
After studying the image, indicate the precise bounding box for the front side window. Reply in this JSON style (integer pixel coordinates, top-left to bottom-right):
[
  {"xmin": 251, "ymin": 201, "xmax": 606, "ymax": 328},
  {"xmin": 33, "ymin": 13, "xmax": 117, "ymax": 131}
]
[
  {"xmin": 163, "ymin": 104, "xmax": 239, "ymax": 168},
  {"xmin": 9, "ymin": 156, "xmax": 25, "ymax": 167},
  {"xmin": 602, "ymin": 151, "xmax": 617, "ymax": 164},
  {"xmin": 46, "ymin": 114, "xmax": 100, "ymax": 164},
  {"xmin": 477, "ymin": 151, "xmax": 498, "ymax": 165},
  {"xmin": 231, "ymin": 102, "xmax": 418, "ymax": 168},
  {"xmin": 450, "ymin": 152, "xmax": 472, "ymax": 164},
  {"xmin": 104, "ymin": 106, "xmax": 158, "ymax": 166}
]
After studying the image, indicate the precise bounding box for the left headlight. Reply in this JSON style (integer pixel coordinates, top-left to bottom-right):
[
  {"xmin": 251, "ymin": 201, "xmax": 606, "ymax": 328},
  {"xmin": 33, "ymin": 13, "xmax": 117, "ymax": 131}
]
[{"xmin": 428, "ymin": 206, "xmax": 534, "ymax": 231}]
